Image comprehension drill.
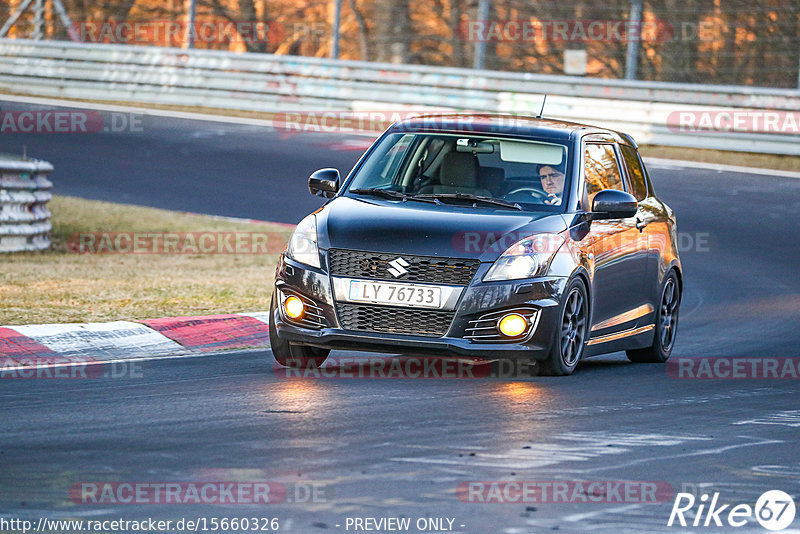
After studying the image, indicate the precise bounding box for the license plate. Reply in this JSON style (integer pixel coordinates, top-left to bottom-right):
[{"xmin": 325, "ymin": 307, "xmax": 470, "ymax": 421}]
[{"xmin": 349, "ymin": 281, "xmax": 442, "ymax": 309}]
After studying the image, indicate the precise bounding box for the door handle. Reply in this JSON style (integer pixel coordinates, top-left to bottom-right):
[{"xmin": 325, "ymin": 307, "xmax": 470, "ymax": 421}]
[{"xmin": 635, "ymin": 219, "xmax": 648, "ymax": 232}]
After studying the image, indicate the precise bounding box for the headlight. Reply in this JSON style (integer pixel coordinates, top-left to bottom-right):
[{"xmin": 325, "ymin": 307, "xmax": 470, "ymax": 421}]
[
  {"xmin": 286, "ymin": 214, "xmax": 320, "ymax": 269},
  {"xmin": 483, "ymin": 234, "xmax": 565, "ymax": 282}
]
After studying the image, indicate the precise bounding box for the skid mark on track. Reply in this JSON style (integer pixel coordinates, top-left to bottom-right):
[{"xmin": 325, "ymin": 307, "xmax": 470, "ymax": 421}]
[
  {"xmin": 573, "ymin": 435, "xmax": 782, "ymax": 475},
  {"xmin": 391, "ymin": 432, "xmax": 710, "ymax": 471},
  {"xmin": 530, "ymin": 387, "xmax": 789, "ymax": 420},
  {"xmin": 557, "ymin": 432, "xmax": 710, "ymax": 447},
  {"xmin": 733, "ymin": 410, "xmax": 800, "ymax": 427},
  {"xmin": 752, "ymin": 463, "xmax": 800, "ymax": 477}
]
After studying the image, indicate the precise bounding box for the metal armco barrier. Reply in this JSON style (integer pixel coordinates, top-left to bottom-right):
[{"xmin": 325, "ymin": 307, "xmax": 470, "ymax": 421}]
[
  {"xmin": 1, "ymin": 39, "xmax": 800, "ymax": 155},
  {"xmin": 0, "ymin": 153, "xmax": 53, "ymax": 253}
]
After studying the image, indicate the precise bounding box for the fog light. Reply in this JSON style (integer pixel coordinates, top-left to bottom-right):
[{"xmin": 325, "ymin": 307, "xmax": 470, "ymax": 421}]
[
  {"xmin": 498, "ymin": 314, "xmax": 528, "ymax": 337},
  {"xmin": 284, "ymin": 295, "xmax": 305, "ymax": 319}
]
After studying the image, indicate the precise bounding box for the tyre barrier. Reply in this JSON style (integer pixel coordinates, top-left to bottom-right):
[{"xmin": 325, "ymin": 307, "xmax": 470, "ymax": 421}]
[{"xmin": 0, "ymin": 153, "xmax": 53, "ymax": 253}]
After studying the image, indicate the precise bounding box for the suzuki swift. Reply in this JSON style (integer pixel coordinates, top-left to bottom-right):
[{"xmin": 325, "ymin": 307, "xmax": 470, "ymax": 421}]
[{"xmin": 269, "ymin": 114, "xmax": 682, "ymax": 376}]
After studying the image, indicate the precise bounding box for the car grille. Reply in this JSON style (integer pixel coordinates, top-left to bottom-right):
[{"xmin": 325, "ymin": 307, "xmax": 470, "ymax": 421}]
[
  {"xmin": 328, "ymin": 249, "xmax": 479, "ymax": 286},
  {"xmin": 465, "ymin": 307, "xmax": 539, "ymax": 343},
  {"xmin": 336, "ymin": 303, "xmax": 455, "ymax": 338}
]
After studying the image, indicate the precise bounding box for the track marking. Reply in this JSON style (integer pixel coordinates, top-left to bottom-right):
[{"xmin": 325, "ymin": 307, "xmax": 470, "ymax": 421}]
[{"xmin": 645, "ymin": 157, "xmax": 800, "ymax": 180}]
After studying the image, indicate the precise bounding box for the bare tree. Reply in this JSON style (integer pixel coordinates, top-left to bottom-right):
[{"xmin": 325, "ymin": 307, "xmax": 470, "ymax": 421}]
[
  {"xmin": 373, "ymin": 0, "xmax": 411, "ymax": 63},
  {"xmin": 348, "ymin": 0, "xmax": 371, "ymax": 60}
]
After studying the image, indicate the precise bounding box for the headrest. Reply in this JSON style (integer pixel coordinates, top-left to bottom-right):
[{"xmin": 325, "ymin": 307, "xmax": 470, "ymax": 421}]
[{"xmin": 440, "ymin": 152, "xmax": 478, "ymax": 188}]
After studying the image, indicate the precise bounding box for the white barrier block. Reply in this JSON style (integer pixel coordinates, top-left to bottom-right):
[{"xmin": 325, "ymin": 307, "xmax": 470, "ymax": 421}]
[
  {"xmin": 9, "ymin": 321, "xmax": 188, "ymax": 360},
  {"xmin": 238, "ymin": 312, "xmax": 272, "ymax": 325}
]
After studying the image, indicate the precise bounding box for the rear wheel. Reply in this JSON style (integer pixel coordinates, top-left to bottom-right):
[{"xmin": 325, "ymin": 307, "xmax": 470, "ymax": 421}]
[
  {"xmin": 541, "ymin": 278, "xmax": 589, "ymax": 376},
  {"xmin": 626, "ymin": 271, "xmax": 680, "ymax": 363},
  {"xmin": 269, "ymin": 294, "xmax": 330, "ymax": 368}
]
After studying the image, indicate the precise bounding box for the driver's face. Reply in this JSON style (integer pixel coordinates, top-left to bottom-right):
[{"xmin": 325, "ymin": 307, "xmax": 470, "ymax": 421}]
[{"xmin": 539, "ymin": 166, "xmax": 565, "ymax": 196}]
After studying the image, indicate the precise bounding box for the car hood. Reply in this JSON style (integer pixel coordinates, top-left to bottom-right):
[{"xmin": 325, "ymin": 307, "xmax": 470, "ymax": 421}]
[{"xmin": 316, "ymin": 196, "xmax": 567, "ymax": 262}]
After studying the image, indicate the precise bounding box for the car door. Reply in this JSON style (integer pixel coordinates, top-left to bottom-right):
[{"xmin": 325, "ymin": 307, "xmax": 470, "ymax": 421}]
[
  {"xmin": 620, "ymin": 145, "xmax": 676, "ymax": 324},
  {"xmin": 582, "ymin": 142, "xmax": 650, "ymax": 336}
]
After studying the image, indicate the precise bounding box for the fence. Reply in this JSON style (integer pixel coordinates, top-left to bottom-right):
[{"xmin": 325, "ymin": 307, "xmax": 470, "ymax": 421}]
[
  {"xmin": 1, "ymin": 39, "xmax": 799, "ymax": 155},
  {"xmin": 0, "ymin": 152, "xmax": 53, "ymax": 253},
  {"xmin": 1, "ymin": 0, "xmax": 799, "ymax": 88}
]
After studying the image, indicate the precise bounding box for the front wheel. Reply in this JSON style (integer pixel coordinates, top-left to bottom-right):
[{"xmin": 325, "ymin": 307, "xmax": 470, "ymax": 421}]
[
  {"xmin": 269, "ymin": 294, "xmax": 330, "ymax": 368},
  {"xmin": 626, "ymin": 271, "xmax": 680, "ymax": 363},
  {"xmin": 540, "ymin": 278, "xmax": 589, "ymax": 376}
]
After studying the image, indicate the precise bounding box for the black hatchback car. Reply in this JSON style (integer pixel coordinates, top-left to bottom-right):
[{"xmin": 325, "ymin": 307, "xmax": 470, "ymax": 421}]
[{"xmin": 269, "ymin": 114, "xmax": 682, "ymax": 375}]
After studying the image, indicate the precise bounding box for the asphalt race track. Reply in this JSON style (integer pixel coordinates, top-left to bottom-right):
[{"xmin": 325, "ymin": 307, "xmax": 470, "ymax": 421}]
[{"xmin": 2, "ymin": 99, "xmax": 800, "ymax": 532}]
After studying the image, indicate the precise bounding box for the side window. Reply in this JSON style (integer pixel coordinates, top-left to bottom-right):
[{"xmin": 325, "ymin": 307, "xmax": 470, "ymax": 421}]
[
  {"xmin": 584, "ymin": 143, "xmax": 624, "ymax": 205},
  {"xmin": 620, "ymin": 145, "xmax": 648, "ymax": 201}
]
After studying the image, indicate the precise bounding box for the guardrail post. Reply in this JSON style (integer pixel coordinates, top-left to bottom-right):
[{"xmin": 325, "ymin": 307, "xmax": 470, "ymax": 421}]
[
  {"xmin": 473, "ymin": 0, "xmax": 490, "ymax": 70},
  {"xmin": 331, "ymin": 0, "xmax": 343, "ymax": 59},
  {"xmin": 625, "ymin": 0, "xmax": 643, "ymax": 80},
  {"xmin": 0, "ymin": 153, "xmax": 53, "ymax": 253},
  {"xmin": 186, "ymin": 0, "xmax": 197, "ymax": 49},
  {"xmin": 32, "ymin": 0, "xmax": 45, "ymax": 40}
]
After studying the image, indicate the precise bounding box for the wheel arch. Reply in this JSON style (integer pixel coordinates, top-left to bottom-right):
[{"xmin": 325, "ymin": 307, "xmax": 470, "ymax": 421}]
[
  {"xmin": 568, "ymin": 266, "xmax": 593, "ymax": 324},
  {"xmin": 665, "ymin": 261, "xmax": 683, "ymax": 296}
]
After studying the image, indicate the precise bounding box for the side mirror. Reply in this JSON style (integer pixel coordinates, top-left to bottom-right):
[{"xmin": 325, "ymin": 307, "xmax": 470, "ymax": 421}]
[
  {"xmin": 308, "ymin": 168, "xmax": 340, "ymax": 198},
  {"xmin": 591, "ymin": 189, "xmax": 638, "ymax": 220}
]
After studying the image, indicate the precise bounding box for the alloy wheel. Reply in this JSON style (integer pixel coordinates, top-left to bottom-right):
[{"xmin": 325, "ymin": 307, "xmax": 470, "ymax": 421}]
[
  {"xmin": 660, "ymin": 278, "xmax": 679, "ymax": 351},
  {"xmin": 560, "ymin": 288, "xmax": 587, "ymax": 366}
]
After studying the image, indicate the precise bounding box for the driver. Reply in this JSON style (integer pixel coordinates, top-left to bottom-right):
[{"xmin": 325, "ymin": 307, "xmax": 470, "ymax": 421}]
[{"xmin": 537, "ymin": 163, "xmax": 566, "ymax": 205}]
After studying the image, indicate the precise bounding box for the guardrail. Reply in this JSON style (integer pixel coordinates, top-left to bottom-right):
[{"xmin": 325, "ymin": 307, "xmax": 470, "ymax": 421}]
[
  {"xmin": 1, "ymin": 39, "xmax": 799, "ymax": 155},
  {"xmin": 0, "ymin": 153, "xmax": 53, "ymax": 253}
]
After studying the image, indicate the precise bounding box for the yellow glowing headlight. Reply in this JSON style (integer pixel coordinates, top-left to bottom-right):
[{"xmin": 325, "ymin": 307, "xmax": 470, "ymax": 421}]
[
  {"xmin": 498, "ymin": 314, "xmax": 528, "ymax": 337},
  {"xmin": 283, "ymin": 296, "xmax": 305, "ymax": 319}
]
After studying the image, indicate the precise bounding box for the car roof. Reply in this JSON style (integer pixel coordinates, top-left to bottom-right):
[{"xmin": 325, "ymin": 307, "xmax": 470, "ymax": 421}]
[{"xmin": 388, "ymin": 113, "xmax": 637, "ymax": 147}]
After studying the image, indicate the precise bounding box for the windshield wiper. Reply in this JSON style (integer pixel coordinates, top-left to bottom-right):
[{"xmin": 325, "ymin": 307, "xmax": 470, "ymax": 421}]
[
  {"xmin": 415, "ymin": 193, "xmax": 523, "ymax": 211},
  {"xmin": 349, "ymin": 188, "xmax": 439, "ymax": 204}
]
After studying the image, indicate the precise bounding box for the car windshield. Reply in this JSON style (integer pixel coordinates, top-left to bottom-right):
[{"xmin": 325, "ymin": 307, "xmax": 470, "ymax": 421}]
[{"xmin": 345, "ymin": 133, "xmax": 570, "ymax": 211}]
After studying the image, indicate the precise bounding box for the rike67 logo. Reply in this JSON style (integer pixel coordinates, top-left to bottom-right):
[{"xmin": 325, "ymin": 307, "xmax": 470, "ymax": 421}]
[{"xmin": 668, "ymin": 490, "xmax": 796, "ymax": 530}]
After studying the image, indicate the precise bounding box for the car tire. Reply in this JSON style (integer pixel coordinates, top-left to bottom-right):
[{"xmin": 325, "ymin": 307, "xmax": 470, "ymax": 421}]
[
  {"xmin": 626, "ymin": 271, "xmax": 680, "ymax": 364},
  {"xmin": 269, "ymin": 294, "xmax": 330, "ymax": 369},
  {"xmin": 540, "ymin": 278, "xmax": 589, "ymax": 376}
]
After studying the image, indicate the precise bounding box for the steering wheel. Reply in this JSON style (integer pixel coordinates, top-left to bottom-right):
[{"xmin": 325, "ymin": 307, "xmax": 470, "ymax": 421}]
[{"xmin": 505, "ymin": 187, "xmax": 549, "ymax": 201}]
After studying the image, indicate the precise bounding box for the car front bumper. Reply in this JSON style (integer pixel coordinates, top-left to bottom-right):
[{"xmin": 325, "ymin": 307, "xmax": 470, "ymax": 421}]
[{"xmin": 273, "ymin": 255, "xmax": 568, "ymax": 361}]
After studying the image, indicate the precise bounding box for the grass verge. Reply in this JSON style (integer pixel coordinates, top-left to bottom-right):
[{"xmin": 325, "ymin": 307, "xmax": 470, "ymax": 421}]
[{"xmin": 0, "ymin": 196, "xmax": 293, "ymax": 325}]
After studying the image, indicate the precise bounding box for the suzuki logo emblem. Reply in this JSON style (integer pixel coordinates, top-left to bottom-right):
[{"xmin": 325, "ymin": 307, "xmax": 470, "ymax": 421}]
[{"xmin": 387, "ymin": 257, "xmax": 410, "ymax": 278}]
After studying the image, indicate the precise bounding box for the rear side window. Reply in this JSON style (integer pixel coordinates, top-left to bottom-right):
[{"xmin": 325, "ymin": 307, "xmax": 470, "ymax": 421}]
[
  {"xmin": 620, "ymin": 145, "xmax": 649, "ymax": 201},
  {"xmin": 584, "ymin": 144, "xmax": 624, "ymax": 205}
]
